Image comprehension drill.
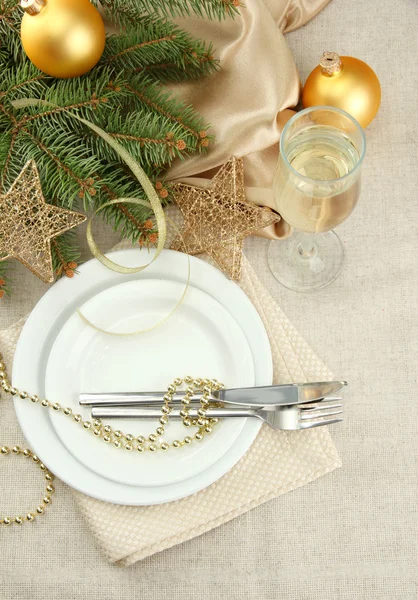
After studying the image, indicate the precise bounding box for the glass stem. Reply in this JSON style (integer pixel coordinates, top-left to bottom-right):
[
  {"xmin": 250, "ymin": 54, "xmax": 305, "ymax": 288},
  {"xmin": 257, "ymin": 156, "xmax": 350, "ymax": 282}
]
[{"xmin": 297, "ymin": 233, "xmax": 316, "ymax": 259}]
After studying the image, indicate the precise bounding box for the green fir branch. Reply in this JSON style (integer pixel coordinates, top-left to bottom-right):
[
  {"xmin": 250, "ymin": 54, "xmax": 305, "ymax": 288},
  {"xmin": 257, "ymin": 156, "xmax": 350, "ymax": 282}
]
[
  {"xmin": 51, "ymin": 231, "xmax": 83, "ymax": 278},
  {"xmin": 0, "ymin": 131, "xmax": 12, "ymax": 183},
  {"xmin": 86, "ymin": 104, "xmax": 198, "ymax": 168},
  {"xmin": 0, "ymin": 0, "xmax": 25, "ymax": 62},
  {"xmin": 0, "ymin": 260, "xmax": 11, "ymax": 297},
  {"xmin": 8, "ymin": 124, "xmax": 104, "ymax": 208},
  {"xmin": 95, "ymin": 0, "xmax": 239, "ymax": 27},
  {"xmin": 0, "ymin": 261, "xmax": 7, "ymax": 279},
  {"xmin": 103, "ymin": 18, "xmax": 218, "ymax": 82},
  {"xmin": 123, "ymin": 74, "xmax": 213, "ymax": 147},
  {"xmin": 0, "ymin": 63, "xmax": 48, "ymax": 100},
  {"xmin": 10, "ymin": 70, "xmax": 128, "ymax": 125},
  {"xmin": 134, "ymin": 52, "xmax": 217, "ymax": 83},
  {"xmin": 92, "ymin": 189, "xmax": 155, "ymax": 244}
]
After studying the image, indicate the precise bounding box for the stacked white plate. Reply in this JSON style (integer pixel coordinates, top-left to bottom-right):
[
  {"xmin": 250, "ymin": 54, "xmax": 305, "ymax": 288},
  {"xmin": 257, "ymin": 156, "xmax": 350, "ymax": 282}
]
[{"xmin": 13, "ymin": 249, "xmax": 272, "ymax": 505}]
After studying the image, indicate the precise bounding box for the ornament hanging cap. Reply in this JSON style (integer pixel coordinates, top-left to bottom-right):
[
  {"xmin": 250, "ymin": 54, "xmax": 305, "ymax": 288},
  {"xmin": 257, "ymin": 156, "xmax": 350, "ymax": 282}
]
[
  {"xmin": 319, "ymin": 51, "xmax": 342, "ymax": 75},
  {"xmin": 20, "ymin": 0, "xmax": 46, "ymax": 16}
]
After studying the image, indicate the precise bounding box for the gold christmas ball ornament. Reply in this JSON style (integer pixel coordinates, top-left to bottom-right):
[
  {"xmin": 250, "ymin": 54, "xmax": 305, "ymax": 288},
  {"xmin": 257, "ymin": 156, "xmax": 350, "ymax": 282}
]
[
  {"xmin": 20, "ymin": 0, "xmax": 106, "ymax": 79},
  {"xmin": 302, "ymin": 52, "xmax": 381, "ymax": 128}
]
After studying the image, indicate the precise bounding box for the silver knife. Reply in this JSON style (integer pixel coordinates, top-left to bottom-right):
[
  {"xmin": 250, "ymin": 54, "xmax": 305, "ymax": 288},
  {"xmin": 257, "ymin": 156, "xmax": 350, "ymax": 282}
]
[
  {"xmin": 217, "ymin": 381, "xmax": 346, "ymax": 405},
  {"xmin": 80, "ymin": 381, "xmax": 347, "ymax": 409}
]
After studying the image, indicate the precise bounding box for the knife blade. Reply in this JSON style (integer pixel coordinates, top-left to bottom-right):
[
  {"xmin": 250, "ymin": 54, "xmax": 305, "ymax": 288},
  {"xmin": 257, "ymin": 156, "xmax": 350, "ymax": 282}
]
[{"xmin": 217, "ymin": 381, "xmax": 347, "ymax": 405}]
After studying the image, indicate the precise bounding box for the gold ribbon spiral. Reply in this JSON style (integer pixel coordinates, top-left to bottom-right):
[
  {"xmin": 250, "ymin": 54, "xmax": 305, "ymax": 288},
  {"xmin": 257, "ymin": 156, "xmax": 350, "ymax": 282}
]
[{"xmin": 12, "ymin": 98, "xmax": 190, "ymax": 336}]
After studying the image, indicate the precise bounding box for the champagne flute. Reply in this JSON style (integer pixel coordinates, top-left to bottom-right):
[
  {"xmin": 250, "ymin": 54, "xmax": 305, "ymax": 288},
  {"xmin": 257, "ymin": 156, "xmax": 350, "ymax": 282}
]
[{"xmin": 268, "ymin": 106, "xmax": 366, "ymax": 292}]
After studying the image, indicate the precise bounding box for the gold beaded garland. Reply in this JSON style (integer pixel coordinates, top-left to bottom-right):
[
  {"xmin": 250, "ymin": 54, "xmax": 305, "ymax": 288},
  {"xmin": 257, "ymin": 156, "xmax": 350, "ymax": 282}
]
[
  {"xmin": 0, "ymin": 443, "xmax": 55, "ymax": 526},
  {"xmin": 0, "ymin": 350, "xmax": 224, "ymax": 524}
]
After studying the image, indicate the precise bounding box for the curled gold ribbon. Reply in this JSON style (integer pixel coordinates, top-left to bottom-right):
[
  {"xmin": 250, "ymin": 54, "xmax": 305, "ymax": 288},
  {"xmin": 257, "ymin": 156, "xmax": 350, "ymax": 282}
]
[
  {"xmin": 79, "ymin": 201, "xmax": 190, "ymax": 337},
  {"xmin": 12, "ymin": 98, "xmax": 189, "ymax": 336}
]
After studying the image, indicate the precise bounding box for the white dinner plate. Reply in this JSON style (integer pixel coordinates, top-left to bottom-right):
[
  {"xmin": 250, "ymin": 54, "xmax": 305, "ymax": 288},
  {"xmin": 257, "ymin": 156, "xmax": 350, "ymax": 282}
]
[
  {"xmin": 45, "ymin": 279, "xmax": 255, "ymax": 487},
  {"xmin": 13, "ymin": 249, "xmax": 272, "ymax": 504}
]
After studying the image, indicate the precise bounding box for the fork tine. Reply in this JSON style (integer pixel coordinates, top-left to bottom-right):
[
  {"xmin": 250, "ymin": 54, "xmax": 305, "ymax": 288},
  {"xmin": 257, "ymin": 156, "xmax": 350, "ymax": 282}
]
[
  {"xmin": 298, "ymin": 396, "xmax": 343, "ymax": 410},
  {"xmin": 299, "ymin": 396, "xmax": 342, "ymax": 407},
  {"xmin": 300, "ymin": 408, "xmax": 343, "ymax": 420},
  {"xmin": 300, "ymin": 417, "xmax": 343, "ymax": 429},
  {"xmin": 300, "ymin": 402, "xmax": 342, "ymax": 412}
]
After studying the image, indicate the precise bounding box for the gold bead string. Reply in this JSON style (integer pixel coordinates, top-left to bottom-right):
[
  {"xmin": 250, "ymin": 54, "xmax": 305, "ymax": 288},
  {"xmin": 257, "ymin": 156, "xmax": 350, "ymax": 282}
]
[
  {"xmin": 1, "ymin": 372, "xmax": 223, "ymax": 453},
  {"xmin": 0, "ymin": 352, "xmax": 223, "ymax": 524},
  {"xmin": 0, "ymin": 445, "xmax": 55, "ymax": 526}
]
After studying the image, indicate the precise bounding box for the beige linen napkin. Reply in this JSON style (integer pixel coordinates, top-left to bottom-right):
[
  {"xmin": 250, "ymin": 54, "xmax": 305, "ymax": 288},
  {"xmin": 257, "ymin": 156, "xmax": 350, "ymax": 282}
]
[{"xmin": 0, "ymin": 255, "xmax": 341, "ymax": 566}]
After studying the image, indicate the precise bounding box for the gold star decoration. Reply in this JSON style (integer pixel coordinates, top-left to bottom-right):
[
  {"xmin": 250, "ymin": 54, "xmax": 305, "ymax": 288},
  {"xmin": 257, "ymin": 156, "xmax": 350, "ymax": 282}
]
[
  {"xmin": 170, "ymin": 157, "xmax": 281, "ymax": 279},
  {"xmin": 0, "ymin": 160, "xmax": 86, "ymax": 283}
]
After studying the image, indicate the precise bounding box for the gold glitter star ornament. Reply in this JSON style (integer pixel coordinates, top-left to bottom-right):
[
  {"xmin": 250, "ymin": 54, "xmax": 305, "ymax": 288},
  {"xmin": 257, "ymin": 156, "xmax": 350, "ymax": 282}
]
[
  {"xmin": 0, "ymin": 160, "xmax": 86, "ymax": 283},
  {"xmin": 171, "ymin": 157, "xmax": 281, "ymax": 279}
]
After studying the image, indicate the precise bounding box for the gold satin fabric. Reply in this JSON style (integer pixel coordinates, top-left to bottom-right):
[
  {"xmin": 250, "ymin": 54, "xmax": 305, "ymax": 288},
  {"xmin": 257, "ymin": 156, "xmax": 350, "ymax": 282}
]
[{"xmin": 168, "ymin": 0, "xmax": 331, "ymax": 238}]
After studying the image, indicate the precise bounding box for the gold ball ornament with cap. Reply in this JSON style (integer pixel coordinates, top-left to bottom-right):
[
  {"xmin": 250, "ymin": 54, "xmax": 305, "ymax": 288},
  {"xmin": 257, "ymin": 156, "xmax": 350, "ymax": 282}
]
[
  {"xmin": 20, "ymin": 0, "xmax": 106, "ymax": 79},
  {"xmin": 302, "ymin": 52, "xmax": 381, "ymax": 128}
]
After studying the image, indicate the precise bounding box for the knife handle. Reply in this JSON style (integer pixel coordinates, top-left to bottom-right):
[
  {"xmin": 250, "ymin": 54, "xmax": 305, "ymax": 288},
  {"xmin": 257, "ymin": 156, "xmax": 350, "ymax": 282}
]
[{"xmin": 91, "ymin": 407, "xmax": 255, "ymax": 420}]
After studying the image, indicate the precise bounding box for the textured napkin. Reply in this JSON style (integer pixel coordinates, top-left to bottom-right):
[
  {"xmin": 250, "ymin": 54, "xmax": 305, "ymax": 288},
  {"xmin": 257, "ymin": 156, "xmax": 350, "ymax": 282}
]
[{"xmin": 0, "ymin": 254, "xmax": 341, "ymax": 566}]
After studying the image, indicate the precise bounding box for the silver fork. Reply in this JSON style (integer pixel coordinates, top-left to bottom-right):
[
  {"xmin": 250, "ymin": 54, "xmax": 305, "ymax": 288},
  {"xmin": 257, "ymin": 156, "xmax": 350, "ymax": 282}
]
[{"xmin": 91, "ymin": 398, "xmax": 343, "ymax": 431}]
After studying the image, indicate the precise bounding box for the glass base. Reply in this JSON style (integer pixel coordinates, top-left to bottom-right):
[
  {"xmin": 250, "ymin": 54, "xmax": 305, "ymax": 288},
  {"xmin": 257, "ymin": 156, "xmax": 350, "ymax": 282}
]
[{"xmin": 268, "ymin": 231, "xmax": 344, "ymax": 292}]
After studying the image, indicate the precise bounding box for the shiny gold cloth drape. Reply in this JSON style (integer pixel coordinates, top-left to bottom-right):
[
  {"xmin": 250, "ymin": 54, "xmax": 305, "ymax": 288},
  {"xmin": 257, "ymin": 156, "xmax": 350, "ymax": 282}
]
[{"xmin": 167, "ymin": 0, "xmax": 331, "ymax": 238}]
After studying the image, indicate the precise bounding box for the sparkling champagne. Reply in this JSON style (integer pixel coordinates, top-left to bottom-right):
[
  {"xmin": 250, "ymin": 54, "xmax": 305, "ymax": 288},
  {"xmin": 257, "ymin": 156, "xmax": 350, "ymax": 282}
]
[{"xmin": 275, "ymin": 125, "xmax": 361, "ymax": 233}]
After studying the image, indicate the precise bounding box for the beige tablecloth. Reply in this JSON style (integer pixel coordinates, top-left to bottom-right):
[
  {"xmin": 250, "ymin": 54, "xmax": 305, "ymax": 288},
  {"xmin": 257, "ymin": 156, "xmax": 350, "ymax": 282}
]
[{"xmin": 0, "ymin": 0, "xmax": 417, "ymax": 597}]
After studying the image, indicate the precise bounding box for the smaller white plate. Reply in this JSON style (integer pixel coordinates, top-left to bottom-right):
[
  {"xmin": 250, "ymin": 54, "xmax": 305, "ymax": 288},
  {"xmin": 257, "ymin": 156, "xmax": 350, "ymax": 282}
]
[{"xmin": 45, "ymin": 279, "xmax": 255, "ymax": 488}]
